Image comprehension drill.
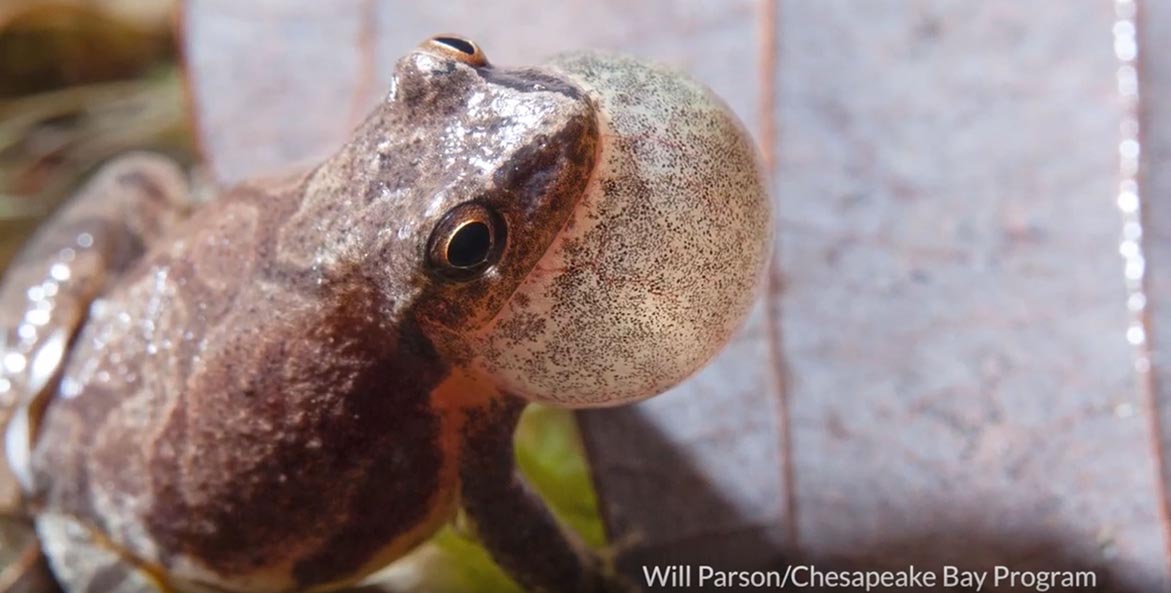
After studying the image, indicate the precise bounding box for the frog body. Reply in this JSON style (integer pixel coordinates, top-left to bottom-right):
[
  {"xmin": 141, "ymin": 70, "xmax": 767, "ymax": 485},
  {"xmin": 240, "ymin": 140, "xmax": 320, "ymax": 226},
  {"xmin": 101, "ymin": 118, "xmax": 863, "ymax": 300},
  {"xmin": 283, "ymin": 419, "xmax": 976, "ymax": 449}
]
[{"xmin": 0, "ymin": 37, "xmax": 771, "ymax": 593}]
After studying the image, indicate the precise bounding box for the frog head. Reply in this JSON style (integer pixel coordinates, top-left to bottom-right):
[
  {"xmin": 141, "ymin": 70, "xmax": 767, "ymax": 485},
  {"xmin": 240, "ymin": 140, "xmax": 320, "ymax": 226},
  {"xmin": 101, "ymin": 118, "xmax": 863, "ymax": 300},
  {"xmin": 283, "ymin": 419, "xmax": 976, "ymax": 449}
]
[{"xmin": 321, "ymin": 36, "xmax": 769, "ymax": 408}]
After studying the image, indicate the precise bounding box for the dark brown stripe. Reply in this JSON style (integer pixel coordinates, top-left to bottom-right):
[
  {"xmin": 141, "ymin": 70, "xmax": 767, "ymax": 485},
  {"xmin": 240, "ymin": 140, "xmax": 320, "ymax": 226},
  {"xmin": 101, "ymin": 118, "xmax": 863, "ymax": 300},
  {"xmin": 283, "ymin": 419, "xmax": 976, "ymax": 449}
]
[{"xmin": 476, "ymin": 66, "xmax": 585, "ymax": 100}]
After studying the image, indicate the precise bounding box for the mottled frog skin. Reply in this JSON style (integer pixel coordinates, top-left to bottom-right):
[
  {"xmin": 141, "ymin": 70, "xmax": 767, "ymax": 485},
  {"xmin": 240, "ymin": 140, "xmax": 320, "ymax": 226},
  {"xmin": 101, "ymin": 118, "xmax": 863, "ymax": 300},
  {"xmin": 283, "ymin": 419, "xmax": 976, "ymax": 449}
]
[{"xmin": 0, "ymin": 37, "xmax": 771, "ymax": 593}]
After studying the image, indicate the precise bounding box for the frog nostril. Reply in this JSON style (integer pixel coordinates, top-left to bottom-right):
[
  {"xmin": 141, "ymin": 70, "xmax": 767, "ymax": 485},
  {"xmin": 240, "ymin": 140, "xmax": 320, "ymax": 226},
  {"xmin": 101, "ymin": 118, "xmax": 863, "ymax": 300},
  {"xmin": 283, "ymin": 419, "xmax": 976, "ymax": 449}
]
[
  {"xmin": 433, "ymin": 36, "xmax": 476, "ymax": 56},
  {"xmin": 447, "ymin": 221, "xmax": 492, "ymax": 268}
]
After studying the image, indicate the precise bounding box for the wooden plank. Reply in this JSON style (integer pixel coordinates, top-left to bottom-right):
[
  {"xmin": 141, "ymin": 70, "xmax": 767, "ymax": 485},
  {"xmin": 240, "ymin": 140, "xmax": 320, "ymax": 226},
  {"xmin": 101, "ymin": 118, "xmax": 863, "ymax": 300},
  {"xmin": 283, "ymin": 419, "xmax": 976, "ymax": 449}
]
[
  {"xmin": 1142, "ymin": 0, "xmax": 1171, "ymax": 587},
  {"xmin": 183, "ymin": 0, "xmax": 373, "ymax": 183},
  {"xmin": 775, "ymin": 1, "xmax": 1167, "ymax": 589}
]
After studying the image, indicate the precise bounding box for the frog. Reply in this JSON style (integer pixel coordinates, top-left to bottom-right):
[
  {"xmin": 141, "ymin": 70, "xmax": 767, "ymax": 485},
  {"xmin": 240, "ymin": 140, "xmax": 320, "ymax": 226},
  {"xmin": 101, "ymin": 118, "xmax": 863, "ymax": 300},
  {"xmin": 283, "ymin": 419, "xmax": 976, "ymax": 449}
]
[{"xmin": 0, "ymin": 35, "xmax": 771, "ymax": 593}]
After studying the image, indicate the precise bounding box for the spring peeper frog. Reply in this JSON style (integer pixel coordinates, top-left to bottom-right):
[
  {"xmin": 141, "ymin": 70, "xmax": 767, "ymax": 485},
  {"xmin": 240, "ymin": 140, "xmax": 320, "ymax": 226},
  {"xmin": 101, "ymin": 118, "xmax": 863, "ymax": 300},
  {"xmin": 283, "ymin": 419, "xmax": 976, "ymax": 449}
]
[{"xmin": 0, "ymin": 36, "xmax": 770, "ymax": 593}]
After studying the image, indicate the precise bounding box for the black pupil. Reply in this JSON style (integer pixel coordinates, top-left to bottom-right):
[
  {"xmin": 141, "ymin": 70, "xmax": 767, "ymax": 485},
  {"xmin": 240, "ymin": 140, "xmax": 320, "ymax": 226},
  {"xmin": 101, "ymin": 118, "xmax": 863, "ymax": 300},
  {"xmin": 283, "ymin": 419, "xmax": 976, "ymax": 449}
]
[
  {"xmin": 434, "ymin": 36, "xmax": 475, "ymax": 55},
  {"xmin": 447, "ymin": 222, "xmax": 492, "ymax": 268}
]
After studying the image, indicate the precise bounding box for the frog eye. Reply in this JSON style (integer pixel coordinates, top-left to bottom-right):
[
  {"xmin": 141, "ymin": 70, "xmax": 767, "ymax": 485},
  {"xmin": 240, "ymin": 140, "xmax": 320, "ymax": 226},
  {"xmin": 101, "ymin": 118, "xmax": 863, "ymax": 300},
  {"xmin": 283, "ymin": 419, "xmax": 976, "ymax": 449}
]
[
  {"xmin": 427, "ymin": 203, "xmax": 506, "ymax": 280},
  {"xmin": 424, "ymin": 35, "xmax": 489, "ymax": 68}
]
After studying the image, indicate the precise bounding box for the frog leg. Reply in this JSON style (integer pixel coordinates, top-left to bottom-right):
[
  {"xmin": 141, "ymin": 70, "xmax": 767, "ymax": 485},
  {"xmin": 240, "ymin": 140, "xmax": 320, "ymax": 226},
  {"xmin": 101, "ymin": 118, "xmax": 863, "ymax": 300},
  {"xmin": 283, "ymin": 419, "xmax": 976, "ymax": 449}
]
[
  {"xmin": 2, "ymin": 152, "xmax": 192, "ymax": 496},
  {"xmin": 35, "ymin": 512, "xmax": 174, "ymax": 593},
  {"xmin": 0, "ymin": 154, "xmax": 191, "ymax": 593},
  {"xmin": 458, "ymin": 398, "xmax": 637, "ymax": 593}
]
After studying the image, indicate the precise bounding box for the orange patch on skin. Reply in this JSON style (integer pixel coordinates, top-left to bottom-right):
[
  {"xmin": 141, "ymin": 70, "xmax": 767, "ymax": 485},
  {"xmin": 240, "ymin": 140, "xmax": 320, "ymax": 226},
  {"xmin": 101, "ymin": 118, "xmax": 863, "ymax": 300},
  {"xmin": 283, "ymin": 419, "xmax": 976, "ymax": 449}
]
[{"xmin": 430, "ymin": 367, "xmax": 506, "ymax": 474}]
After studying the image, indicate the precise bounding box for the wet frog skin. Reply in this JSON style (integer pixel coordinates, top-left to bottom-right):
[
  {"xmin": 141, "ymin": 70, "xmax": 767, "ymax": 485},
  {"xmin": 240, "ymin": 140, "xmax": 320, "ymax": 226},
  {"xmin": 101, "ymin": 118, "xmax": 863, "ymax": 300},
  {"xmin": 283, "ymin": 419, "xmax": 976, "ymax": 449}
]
[{"xmin": 0, "ymin": 36, "xmax": 771, "ymax": 593}]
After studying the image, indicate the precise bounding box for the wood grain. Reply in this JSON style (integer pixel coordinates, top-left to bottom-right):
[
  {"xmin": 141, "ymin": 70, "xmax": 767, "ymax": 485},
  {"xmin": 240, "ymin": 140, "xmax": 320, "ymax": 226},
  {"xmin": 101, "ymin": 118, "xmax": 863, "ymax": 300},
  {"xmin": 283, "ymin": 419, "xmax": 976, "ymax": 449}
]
[
  {"xmin": 1142, "ymin": 0, "xmax": 1171, "ymax": 587},
  {"xmin": 775, "ymin": 3, "xmax": 1165, "ymax": 590},
  {"xmin": 183, "ymin": 0, "xmax": 374, "ymax": 183}
]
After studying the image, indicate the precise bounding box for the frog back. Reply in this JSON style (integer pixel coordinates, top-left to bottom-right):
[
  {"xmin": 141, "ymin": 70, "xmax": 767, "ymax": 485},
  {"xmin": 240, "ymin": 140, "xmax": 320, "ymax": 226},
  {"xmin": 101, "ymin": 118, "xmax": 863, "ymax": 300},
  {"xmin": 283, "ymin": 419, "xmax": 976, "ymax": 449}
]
[{"xmin": 28, "ymin": 178, "xmax": 461, "ymax": 592}]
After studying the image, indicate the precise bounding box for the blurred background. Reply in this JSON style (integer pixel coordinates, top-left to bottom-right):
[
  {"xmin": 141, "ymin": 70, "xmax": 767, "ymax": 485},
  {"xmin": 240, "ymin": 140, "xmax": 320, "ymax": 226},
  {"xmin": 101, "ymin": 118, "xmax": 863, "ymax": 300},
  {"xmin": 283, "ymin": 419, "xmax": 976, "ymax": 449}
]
[
  {"xmin": 7, "ymin": 1, "xmax": 1171, "ymax": 592},
  {"xmin": 0, "ymin": 0, "xmax": 189, "ymax": 267}
]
